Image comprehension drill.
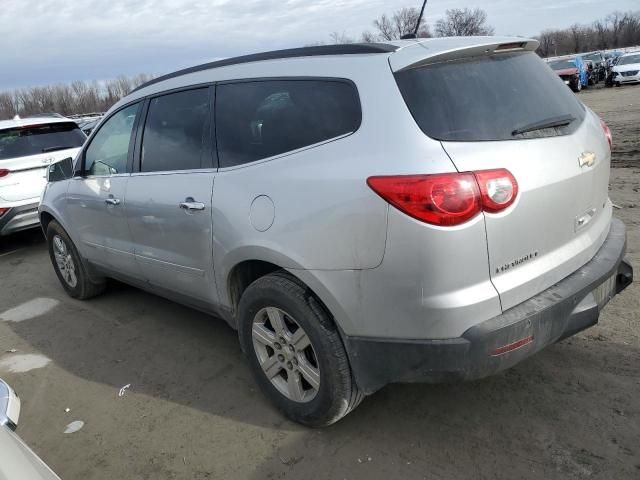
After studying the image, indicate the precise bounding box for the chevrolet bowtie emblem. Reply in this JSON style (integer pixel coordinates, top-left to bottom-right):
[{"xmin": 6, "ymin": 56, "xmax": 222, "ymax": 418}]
[{"xmin": 578, "ymin": 151, "xmax": 596, "ymax": 168}]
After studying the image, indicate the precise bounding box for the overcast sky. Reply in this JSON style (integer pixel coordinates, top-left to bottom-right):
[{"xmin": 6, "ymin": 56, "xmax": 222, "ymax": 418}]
[{"xmin": 1, "ymin": 0, "xmax": 636, "ymax": 90}]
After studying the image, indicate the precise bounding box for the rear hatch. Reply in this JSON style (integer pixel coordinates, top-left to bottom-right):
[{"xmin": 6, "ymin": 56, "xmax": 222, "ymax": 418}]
[
  {"xmin": 393, "ymin": 43, "xmax": 612, "ymax": 310},
  {"xmin": 0, "ymin": 122, "xmax": 84, "ymax": 202}
]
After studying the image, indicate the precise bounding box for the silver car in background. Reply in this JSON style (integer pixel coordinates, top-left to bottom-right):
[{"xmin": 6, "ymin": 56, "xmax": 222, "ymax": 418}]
[{"xmin": 39, "ymin": 37, "xmax": 633, "ymax": 426}]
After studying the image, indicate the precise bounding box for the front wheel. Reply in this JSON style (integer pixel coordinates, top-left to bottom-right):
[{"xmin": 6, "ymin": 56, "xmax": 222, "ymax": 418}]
[
  {"xmin": 46, "ymin": 221, "xmax": 105, "ymax": 299},
  {"xmin": 238, "ymin": 271, "xmax": 363, "ymax": 427}
]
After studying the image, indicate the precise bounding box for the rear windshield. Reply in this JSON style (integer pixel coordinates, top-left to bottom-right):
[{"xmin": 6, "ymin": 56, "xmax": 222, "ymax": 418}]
[
  {"xmin": 548, "ymin": 59, "xmax": 577, "ymax": 70},
  {"xmin": 394, "ymin": 52, "xmax": 586, "ymax": 142},
  {"xmin": 0, "ymin": 122, "xmax": 85, "ymax": 160}
]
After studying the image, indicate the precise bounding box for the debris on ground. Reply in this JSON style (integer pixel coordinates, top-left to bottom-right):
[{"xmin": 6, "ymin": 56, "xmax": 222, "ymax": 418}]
[
  {"xmin": 64, "ymin": 420, "xmax": 84, "ymax": 434},
  {"xmin": 118, "ymin": 384, "xmax": 131, "ymax": 397}
]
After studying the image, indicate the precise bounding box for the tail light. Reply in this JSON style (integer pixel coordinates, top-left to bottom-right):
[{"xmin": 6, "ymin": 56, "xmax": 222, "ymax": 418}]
[
  {"xmin": 367, "ymin": 169, "xmax": 518, "ymax": 227},
  {"xmin": 0, "ymin": 207, "xmax": 9, "ymax": 217},
  {"xmin": 474, "ymin": 169, "xmax": 518, "ymax": 213},
  {"xmin": 0, "ymin": 169, "xmax": 10, "ymax": 178},
  {"xmin": 600, "ymin": 119, "xmax": 612, "ymax": 149}
]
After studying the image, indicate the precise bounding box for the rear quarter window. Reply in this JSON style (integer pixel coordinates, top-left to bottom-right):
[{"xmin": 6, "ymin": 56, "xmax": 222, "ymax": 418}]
[
  {"xmin": 216, "ymin": 79, "xmax": 361, "ymax": 167},
  {"xmin": 394, "ymin": 52, "xmax": 586, "ymax": 142}
]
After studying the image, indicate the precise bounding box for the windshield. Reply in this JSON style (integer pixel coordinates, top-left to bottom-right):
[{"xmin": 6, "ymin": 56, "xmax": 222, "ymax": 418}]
[
  {"xmin": 618, "ymin": 54, "xmax": 640, "ymax": 65},
  {"xmin": 0, "ymin": 122, "xmax": 85, "ymax": 161},
  {"xmin": 548, "ymin": 59, "xmax": 577, "ymax": 70},
  {"xmin": 394, "ymin": 52, "xmax": 585, "ymax": 142},
  {"xmin": 583, "ymin": 53, "xmax": 602, "ymax": 62}
]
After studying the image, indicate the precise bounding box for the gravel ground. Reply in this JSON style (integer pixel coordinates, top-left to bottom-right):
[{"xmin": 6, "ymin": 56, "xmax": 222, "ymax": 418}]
[{"xmin": 0, "ymin": 84, "xmax": 638, "ymax": 480}]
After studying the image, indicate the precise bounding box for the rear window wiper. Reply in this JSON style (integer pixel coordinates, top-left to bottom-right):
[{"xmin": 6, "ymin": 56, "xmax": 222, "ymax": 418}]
[
  {"xmin": 511, "ymin": 114, "xmax": 576, "ymax": 136},
  {"xmin": 42, "ymin": 145, "xmax": 77, "ymax": 153}
]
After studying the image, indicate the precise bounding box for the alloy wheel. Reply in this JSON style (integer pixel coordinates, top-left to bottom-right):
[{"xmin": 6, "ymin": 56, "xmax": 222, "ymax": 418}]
[
  {"xmin": 251, "ymin": 307, "xmax": 320, "ymax": 403},
  {"xmin": 52, "ymin": 235, "xmax": 78, "ymax": 288}
]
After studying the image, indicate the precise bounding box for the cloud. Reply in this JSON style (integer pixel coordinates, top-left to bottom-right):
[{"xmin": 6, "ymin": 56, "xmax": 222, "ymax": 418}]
[{"xmin": 0, "ymin": 0, "xmax": 636, "ymax": 89}]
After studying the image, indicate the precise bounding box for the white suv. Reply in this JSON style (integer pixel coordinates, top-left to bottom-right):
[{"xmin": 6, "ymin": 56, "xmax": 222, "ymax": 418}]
[{"xmin": 0, "ymin": 116, "xmax": 85, "ymax": 235}]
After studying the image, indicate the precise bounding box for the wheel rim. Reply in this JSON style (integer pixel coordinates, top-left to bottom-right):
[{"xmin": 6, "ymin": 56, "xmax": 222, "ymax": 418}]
[
  {"xmin": 251, "ymin": 307, "xmax": 320, "ymax": 403},
  {"xmin": 53, "ymin": 235, "xmax": 78, "ymax": 288}
]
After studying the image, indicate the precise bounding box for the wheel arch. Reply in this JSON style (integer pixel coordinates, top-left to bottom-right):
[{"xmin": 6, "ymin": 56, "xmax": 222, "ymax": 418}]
[{"xmin": 225, "ymin": 257, "xmax": 352, "ymax": 338}]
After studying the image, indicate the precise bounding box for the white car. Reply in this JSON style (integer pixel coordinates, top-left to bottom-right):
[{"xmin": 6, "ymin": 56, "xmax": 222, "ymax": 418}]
[
  {"xmin": 1, "ymin": 379, "xmax": 60, "ymax": 479},
  {"xmin": 612, "ymin": 52, "xmax": 640, "ymax": 86},
  {"xmin": 0, "ymin": 116, "xmax": 85, "ymax": 236}
]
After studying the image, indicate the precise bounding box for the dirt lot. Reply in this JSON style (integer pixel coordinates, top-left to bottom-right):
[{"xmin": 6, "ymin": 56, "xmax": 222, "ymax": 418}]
[{"xmin": 0, "ymin": 84, "xmax": 639, "ymax": 480}]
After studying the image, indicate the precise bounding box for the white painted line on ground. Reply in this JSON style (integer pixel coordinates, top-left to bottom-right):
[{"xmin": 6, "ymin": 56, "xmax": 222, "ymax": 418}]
[
  {"xmin": 0, "ymin": 249, "xmax": 22, "ymax": 257},
  {"xmin": 0, "ymin": 353, "xmax": 51, "ymax": 373},
  {"xmin": 0, "ymin": 298, "xmax": 59, "ymax": 322}
]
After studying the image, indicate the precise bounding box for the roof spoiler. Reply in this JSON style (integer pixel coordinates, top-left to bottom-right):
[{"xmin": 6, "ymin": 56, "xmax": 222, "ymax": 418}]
[{"xmin": 389, "ymin": 37, "xmax": 540, "ymax": 72}]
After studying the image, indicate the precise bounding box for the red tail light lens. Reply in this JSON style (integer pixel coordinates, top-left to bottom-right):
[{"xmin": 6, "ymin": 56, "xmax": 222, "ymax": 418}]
[
  {"xmin": 474, "ymin": 169, "xmax": 518, "ymax": 213},
  {"xmin": 367, "ymin": 173, "xmax": 481, "ymax": 226},
  {"xmin": 600, "ymin": 119, "xmax": 612, "ymax": 149},
  {"xmin": 0, "ymin": 207, "xmax": 9, "ymax": 217},
  {"xmin": 367, "ymin": 169, "xmax": 518, "ymax": 226},
  {"xmin": 0, "ymin": 169, "xmax": 10, "ymax": 178}
]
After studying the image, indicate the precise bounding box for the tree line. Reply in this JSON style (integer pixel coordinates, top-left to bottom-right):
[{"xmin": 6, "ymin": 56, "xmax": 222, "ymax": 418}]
[
  {"xmin": 536, "ymin": 11, "xmax": 640, "ymax": 57},
  {"xmin": 0, "ymin": 74, "xmax": 152, "ymax": 120},
  {"xmin": 326, "ymin": 7, "xmax": 640, "ymax": 59}
]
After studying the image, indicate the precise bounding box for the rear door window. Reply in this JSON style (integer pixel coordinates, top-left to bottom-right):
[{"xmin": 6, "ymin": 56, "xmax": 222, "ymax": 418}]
[
  {"xmin": 394, "ymin": 52, "xmax": 586, "ymax": 142},
  {"xmin": 140, "ymin": 88, "xmax": 210, "ymax": 172},
  {"xmin": 0, "ymin": 122, "xmax": 85, "ymax": 160},
  {"xmin": 216, "ymin": 79, "xmax": 361, "ymax": 167}
]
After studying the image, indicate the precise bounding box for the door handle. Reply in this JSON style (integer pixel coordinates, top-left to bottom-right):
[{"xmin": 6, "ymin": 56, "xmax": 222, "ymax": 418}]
[
  {"xmin": 105, "ymin": 197, "xmax": 121, "ymax": 206},
  {"xmin": 179, "ymin": 198, "xmax": 205, "ymax": 211}
]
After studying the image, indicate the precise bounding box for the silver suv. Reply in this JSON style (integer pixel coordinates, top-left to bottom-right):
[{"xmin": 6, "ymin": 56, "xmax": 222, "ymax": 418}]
[{"xmin": 39, "ymin": 37, "xmax": 633, "ymax": 426}]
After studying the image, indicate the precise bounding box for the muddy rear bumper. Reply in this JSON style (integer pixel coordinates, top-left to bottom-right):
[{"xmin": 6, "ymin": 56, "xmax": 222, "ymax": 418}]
[{"xmin": 345, "ymin": 218, "xmax": 633, "ymax": 394}]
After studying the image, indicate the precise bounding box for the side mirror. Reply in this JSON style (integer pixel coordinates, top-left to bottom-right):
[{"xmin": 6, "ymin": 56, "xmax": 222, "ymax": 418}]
[
  {"xmin": 0, "ymin": 379, "xmax": 20, "ymax": 431},
  {"xmin": 47, "ymin": 157, "xmax": 74, "ymax": 182}
]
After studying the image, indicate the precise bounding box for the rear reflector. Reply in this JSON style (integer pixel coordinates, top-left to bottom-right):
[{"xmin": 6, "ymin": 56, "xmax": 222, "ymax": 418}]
[
  {"xmin": 0, "ymin": 169, "xmax": 10, "ymax": 178},
  {"xmin": 490, "ymin": 335, "xmax": 534, "ymax": 356},
  {"xmin": 367, "ymin": 169, "xmax": 518, "ymax": 226}
]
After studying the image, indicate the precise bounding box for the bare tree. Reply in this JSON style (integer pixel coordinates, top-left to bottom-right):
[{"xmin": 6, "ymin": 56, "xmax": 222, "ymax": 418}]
[
  {"xmin": 364, "ymin": 7, "xmax": 431, "ymax": 41},
  {"xmin": 434, "ymin": 8, "xmax": 494, "ymax": 37}
]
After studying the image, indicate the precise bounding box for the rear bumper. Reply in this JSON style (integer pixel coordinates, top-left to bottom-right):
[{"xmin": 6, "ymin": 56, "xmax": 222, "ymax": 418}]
[
  {"xmin": 0, "ymin": 203, "xmax": 40, "ymax": 236},
  {"xmin": 345, "ymin": 218, "xmax": 633, "ymax": 394}
]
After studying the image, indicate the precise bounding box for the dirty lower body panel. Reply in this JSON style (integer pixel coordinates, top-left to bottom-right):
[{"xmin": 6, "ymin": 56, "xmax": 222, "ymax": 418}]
[{"xmin": 345, "ymin": 218, "xmax": 633, "ymax": 394}]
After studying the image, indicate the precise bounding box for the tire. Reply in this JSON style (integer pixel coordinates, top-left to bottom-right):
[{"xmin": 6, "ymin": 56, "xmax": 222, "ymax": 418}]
[
  {"xmin": 46, "ymin": 221, "xmax": 106, "ymax": 299},
  {"xmin": 575, "ymin": 81, "xmax": 582, "ymax": 92},
  {"xmin": 238, "ymin": 271, "xmax": 363, "ymax": 427}
]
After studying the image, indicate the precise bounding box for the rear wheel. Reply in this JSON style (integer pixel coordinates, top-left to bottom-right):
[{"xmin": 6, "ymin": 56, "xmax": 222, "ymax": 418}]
[
  {"xmin": 238, "ymin": 271, "xmax": 363, "ymax": 427},
  {"xmin": 46, "ymin": 221, "xmax": 105, "ymax": 299}
]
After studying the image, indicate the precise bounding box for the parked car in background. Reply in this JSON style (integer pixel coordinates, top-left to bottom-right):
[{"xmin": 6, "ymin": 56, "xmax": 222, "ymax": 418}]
[
  {"xmin": 0, "ymin": 116, "xmax": 85, "ymax": 235},
  {"xmin": 1, "ymin": 379, "xmax": 61, "ymax": 479},
  {"xmin": 582, "ymin": 51, "xmax": 607, "ymax": 81},
  {"xmin": 548, "ymin": 56, "xmax": 588, "ymax": 91},
  {"xmin": 611, "ymin": 52, "xmax": 640, "ymax": 86},
  {"xmin": 40, "ymin": 37, "xmax": 632, "ymax": 426},
  {"xmin": 76, "ymin": 117, "xmax": 102, "ymax": 136}
]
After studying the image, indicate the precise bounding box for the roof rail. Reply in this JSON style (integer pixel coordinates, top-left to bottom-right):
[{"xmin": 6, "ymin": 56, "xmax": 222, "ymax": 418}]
[{"xmin": 131, "ymin": 43, "xmax": 398, "ymax": 93}]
